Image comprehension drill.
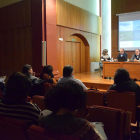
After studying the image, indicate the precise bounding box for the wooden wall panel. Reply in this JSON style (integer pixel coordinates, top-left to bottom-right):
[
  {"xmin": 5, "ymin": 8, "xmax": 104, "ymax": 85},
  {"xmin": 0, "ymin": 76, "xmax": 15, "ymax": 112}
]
[
  {"xmin": 0, "ymin": 0, "xmax": 33, "ymax": 76},
  {"xmin": 57, "ymin": 26, "xmax": 100, "ymax": 75},
  {"xmin": 56, "ymin": 0, "xmax": 101, "ymax": 35},
  {"xmin": 0, "ymin": 0, "xmax": 31, "ymax": 31},
  {"xmin": 111, "ymin": 0, "xmax": 140, "ymax": 59},
  {"xmin": 0, "ymin": 27, "xmax": 32, "ymax": 76}
]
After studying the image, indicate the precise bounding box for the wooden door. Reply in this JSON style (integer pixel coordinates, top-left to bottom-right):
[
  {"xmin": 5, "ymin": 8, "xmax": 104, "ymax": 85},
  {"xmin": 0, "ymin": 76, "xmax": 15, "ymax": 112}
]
[{"xmin": 65, "ymin": 42, "xmax": 81, "ymax": 74}]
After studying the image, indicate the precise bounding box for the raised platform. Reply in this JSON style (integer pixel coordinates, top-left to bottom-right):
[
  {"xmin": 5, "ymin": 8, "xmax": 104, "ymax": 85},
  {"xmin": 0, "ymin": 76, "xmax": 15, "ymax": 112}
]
[{"xmin": 74, "ymin": 71, "xmax": 140, "ymax": 90}]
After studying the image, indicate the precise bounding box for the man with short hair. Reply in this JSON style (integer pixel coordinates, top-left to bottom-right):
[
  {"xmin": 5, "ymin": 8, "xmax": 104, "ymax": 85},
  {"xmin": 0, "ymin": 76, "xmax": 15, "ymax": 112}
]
[
  {"xmin": 58, "ymin": 65, "xmax": 87, "ymax": 90},
  {"xmin": 116, "ymin": 48, "xmax": 127, "ymax": 61},
  {"xmin": 130, "ymin": 49, "xmax": 140, "ymax": 62},
  {"xmin": 22, "ymin": 64, "xmax": 39, "ymax": 81}
]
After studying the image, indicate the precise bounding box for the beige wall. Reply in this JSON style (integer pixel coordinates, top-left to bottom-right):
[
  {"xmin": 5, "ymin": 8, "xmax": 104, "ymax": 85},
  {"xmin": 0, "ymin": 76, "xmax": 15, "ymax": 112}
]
[{"xmin": 0, "ymin": 0, "xmax": 21, "ymax": 8}]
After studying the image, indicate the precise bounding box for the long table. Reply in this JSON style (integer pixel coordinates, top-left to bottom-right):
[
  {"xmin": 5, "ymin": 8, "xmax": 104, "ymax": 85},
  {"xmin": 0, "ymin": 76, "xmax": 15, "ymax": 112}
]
[{"xmin": 103, "ymin": 62, "xmax": 140, "ymax": 80}]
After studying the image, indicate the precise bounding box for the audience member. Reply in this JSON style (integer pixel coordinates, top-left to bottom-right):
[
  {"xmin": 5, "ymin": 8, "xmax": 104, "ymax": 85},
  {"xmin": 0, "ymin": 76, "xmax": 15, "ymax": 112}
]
[
  {"xmin": 109, "ymin": 68, "xmax": 140, "ymax": 105},
  {"xmin": 0, "ymin": 72, "xmax": 41, "ymax": 126},
  {"xmin": 40, "ymin": 65, "xmax": 57, "ymax": 85},
  {"xmin": 58, "ymin": 65, "xmax": 87, "ymax": 90},
  {"xmin": 100, "ymin": 49, "xmax": 111, "ymax": 68},
  {"xmin": 130, "ymin": 49, "xmax": 140, "ymax": 62},
  {"xmin": 0, "ymin": 82, "xmax": 5, "ymax": 95},
  {"xmin": 40, "ymin": 81, "xmax": 103, "ymax": 140},
  {"xmin": 22, "ymin": 64, "xmax": 38, "ymax": 82},
  {"xmin": 116, "ymin": 48, "xmax": 127, "ymax": 61}
]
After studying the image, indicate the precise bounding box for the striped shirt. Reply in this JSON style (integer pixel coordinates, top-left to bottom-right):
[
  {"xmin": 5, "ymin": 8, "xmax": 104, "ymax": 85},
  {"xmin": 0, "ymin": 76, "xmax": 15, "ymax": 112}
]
[{"xmin": 0, "ymin": 99, "xmax": 41, "ymax": 126}]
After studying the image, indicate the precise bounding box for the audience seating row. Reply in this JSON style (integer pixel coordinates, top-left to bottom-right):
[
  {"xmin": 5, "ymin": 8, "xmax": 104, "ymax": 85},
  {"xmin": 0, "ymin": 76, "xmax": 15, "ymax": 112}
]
[
  {"xmin": 0, "ymin": 115, "xmax": 80, "ymax": 140},
  {"xmin": 0, "ymin": 105, "xmax": 131, "ymax": 140},
  {"xmin": 32, "ymin": 90, "xmax": 136, "ymax": 121}
]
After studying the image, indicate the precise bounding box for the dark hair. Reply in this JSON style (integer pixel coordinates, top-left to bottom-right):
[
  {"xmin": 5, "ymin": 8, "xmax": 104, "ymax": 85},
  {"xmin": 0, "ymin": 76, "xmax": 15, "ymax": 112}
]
[
  {"xmin": 114, "ymin": 68, "xmax": 130, "ymax": 84},
  {"xmin": 44, "ymin": 81, "xmax": 87, "ymax": 113},
  {"xmin": 63, "ymin": 65, "xmax": 73, "ymax": 77},
  {"xmin": 22, "ymin": 64, "xmax": 32, "ymax": 74},
  {"xmin": 42, "ymin": 65, "xmax": 54, "ymax": 78},
  {"xmin": 22, "ymin": 64, "xmax": 32, "ymax": 79},
  {"xmin": 5, "ymin": 72, "xmax": 31, "ymax": 100}
]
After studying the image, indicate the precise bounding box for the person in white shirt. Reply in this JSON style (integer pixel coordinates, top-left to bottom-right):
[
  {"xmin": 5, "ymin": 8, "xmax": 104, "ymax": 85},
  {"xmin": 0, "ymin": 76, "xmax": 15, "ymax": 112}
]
[{"xmin": 58, "ymin": 65, "xmax": 87, "ymax": 90}]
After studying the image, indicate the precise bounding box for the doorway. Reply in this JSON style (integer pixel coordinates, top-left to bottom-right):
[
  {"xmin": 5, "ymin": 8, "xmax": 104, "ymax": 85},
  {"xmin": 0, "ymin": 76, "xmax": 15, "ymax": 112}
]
[{"xmin": 65, "ymin": 42, "xmax": 81, "ymax": 74}]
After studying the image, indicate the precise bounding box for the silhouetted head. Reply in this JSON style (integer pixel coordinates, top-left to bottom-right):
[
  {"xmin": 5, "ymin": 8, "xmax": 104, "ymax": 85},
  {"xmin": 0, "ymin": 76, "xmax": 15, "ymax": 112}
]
[
  {"xmin": 22, "ymin": 64, "xmax": 33, "ymax": 79},
  {"xmin": 44, "ymin": 81, "xmax": 87, "ymax": 113},
  {"xmin": 63, "ymin": 65, "xmax": 73, "ymax": 77},
  {"xmin": 42, "ymin": 65, "xmax": 54, "ymax": 78},
  {"xmin": 114, "ymin": 68, "xmax": 130, "ymax": 84},
  {"xmin": 5, "ymin": 72, "xmax": 31, "ymax": 101}
]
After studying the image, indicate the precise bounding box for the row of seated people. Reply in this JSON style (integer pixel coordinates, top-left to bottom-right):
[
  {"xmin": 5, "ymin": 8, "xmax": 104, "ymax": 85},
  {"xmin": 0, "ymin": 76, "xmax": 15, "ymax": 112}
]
[
  {"xmin": 100, "ymin": 48, "xmax": 140, "ymax": 62},
  {"xmin": 0, "ymin": 64, "xmax": 140, "ymax": 138},
  {"xmin": 22, "ymin": 64, "xmax": 140, "ymax": 107},
  {"xmin": 0, "ymin": 72, "xmax": 103, "ymax": 140}
]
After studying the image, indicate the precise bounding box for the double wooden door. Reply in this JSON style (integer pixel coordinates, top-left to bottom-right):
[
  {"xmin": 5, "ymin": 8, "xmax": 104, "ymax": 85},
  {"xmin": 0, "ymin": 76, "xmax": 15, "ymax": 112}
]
[{"xmin": 65, "ymin": 42, "xmax": 81, "ymax": 74}]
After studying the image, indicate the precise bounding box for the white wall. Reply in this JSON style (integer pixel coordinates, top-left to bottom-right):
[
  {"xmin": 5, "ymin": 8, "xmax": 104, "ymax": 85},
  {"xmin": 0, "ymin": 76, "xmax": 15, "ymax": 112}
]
[
  {"xmin": 63, "ymin": 0, "xmax": 100, "ymax": 16},
  {"xmin": 101, "ymin": 0, "xmax": 111, "ymax": 57},
  {"xmin": 0, "ymin": 0, "xmax": 22, "ymax": 8}
]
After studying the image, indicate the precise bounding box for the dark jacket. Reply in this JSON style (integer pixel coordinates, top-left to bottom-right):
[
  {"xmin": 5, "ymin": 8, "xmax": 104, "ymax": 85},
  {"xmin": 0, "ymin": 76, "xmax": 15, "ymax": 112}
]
[
  {"xmin": 109, "ymin": 80, "xmax": 140, "ymax": 106},
  {"xmin": 116, "ymin": 52, "xmax": 127, "ymax": 61}
]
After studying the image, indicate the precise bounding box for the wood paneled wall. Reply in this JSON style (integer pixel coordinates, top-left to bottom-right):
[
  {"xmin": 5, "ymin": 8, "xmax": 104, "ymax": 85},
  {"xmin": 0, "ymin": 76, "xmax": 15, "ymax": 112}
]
[
  {"xmin": 111, "ymin": 0, "xmax": 140, "ymax": 59},
  {"xmin": 57, "ymin": 26, "xmax": 100, "ymax": 75},
  {"xmin": 56, "ymin": 0, "xmax": 101, "ymax": 35},
  {"xmin": 0, "ymin": 0, "xmax": 32, "ymax": 76}
]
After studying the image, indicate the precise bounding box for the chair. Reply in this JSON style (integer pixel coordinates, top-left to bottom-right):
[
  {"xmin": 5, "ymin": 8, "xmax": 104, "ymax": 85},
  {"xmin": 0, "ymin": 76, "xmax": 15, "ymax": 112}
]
[
  {"xmin": 32, "ymin": 95, "xmax": 45, "ymax": 111},
  {"xmin": 106, "ymin": 90, "xmax": 136, "ymax": 123},
  {"xmin": 85, "ymin": 90, "xmax": 105, "ymax": 106},
  {"xmin": 74, "ymin": 107, "xmax": 89, "ymax": 119},
  {"xmin": 28, "ymin": 125, "xmax": 80, "ymax": 140},
  {"xmin": 86, "ymin": 105, "xmax": 131, "ymax": 140},
  {"xmin": 0, "ymin": 115, "xmax": 28, "ymax": 140}
]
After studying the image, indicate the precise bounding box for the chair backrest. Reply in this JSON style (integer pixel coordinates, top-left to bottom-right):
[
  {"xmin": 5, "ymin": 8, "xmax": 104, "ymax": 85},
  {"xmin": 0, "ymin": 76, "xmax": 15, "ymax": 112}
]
[
  {"xmin": 28, "ymin": 125, "xmax": 80, "ymax": 140},
  {"xmin": 85, "ymin": 90, "xmax": 105, "ymax": 106},
  {"xmin": 0, "ymin": 115, "xmax": 28, "ymax": 140},
  {"xmin": 32, "ymin": 95, "xmax": 45, "ymax": 111},
  {"xmin": 86, "ymin": 105, "xmax": 131, "ymax": 140},
  {"xmin": 106, "ymin": 90, "xmax": 136, "ymax": 123},
  {"xmin": 74, "ymin": 107, "xmax": 89, "ymax": 119}
]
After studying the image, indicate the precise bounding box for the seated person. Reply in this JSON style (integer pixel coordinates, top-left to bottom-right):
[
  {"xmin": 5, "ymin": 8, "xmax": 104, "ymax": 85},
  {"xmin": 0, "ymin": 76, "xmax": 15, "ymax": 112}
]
[
  {"xmin": 22, "ymin": 64, "xmax": 38, "ymax": 82},
  {"xmin": 108, "ymin": 68, "xmax": 140, "ymax": 106},
  {"xmin": 100, "ymin": 49, "xmax": 111, "ymax": 68},
  {"xmin": 0, "ymin": 82, "xmax": 5, "ymax": 95},
  {"xmin": 58, "ymin": 65, "xmax": 87, "ymax": 90},
  {"xmin": 40, "ymin": 81, "xmax": 103, "ymax": 140},
  {"xmin": 116, "ymin": 48, "xmax": 127, "ymax": 61},
  {"xmin": 40, "ymin": 65, "xmax": 57, "ymax": 85},
  {"xmin": 0, "ymin": 72, "xmax": 41, "ymax": 126},
  {"xmin": 130, "ymin": 49, "xmax": 140, "ymax": 62}
]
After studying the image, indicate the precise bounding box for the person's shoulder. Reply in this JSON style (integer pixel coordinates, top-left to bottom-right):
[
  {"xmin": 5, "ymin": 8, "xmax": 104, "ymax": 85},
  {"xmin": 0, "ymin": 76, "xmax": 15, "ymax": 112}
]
[
  {"xmin": 25, "ymin": 102, "xmax": 41, "ymax": 112},
  {"xmin": 108, "ymin": 84, "xmax": 117, "ymax": 90},
  {"xmin": 58, "ymin": 77, "xmax": 64, "ymax": 82}
]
